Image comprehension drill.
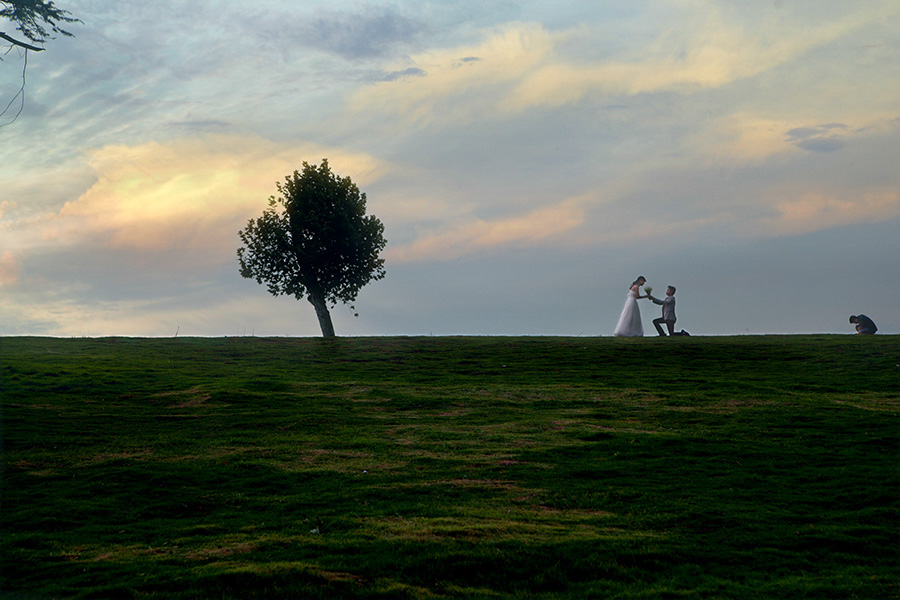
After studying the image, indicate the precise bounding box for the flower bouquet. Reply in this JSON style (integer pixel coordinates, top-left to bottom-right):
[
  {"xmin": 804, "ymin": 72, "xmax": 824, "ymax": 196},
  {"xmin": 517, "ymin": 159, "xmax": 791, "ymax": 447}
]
[{"xmin": 643, "ymin": 285, "xmax": 653, "ymax": 296}]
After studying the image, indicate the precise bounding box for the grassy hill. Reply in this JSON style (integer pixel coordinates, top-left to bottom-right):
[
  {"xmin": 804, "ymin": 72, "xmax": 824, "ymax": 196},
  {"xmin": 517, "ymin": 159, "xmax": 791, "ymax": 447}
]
[{"xmin": 2, "ymin": 335, "xmax": 898, "ymax": 599}]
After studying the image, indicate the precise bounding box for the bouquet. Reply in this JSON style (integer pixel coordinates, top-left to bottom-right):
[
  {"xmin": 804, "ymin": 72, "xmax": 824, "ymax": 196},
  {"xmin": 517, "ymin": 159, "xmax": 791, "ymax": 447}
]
[{"xmin": 644, "ymin": 285, "xmax": 653, "ymax": 295}]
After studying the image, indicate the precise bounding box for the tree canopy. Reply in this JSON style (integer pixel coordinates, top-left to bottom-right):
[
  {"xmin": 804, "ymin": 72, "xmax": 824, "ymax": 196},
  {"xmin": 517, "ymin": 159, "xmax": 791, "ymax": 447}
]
[{"xmin": 237, "ymin": 159, "xmax": 387, "ymax": 337}]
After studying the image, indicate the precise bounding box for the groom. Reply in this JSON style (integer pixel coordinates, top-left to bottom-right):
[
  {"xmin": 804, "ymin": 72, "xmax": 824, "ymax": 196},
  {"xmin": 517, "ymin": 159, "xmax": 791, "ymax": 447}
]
[{"xmin": 648, "ymin": 286, "xmax": 688, "ymax": 336}]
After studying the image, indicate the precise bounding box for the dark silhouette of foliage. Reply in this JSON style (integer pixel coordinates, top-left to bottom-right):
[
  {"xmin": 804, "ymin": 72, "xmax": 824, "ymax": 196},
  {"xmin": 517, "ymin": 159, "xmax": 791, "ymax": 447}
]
[
  {"xmin": 1, "ymin": 0, "xmax": 80, "ymax": 125},
  {"xmin": 1, "ymin": 0, "xmax": 79, "ymax": 49},
  {"xmin": 237, "ymin": 159, "xmax": 387, "ymax": 337}
]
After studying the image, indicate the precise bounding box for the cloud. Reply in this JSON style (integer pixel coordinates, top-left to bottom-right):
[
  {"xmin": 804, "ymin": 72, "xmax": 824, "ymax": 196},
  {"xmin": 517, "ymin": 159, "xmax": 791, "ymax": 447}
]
[
  {"xmin": 0, "ymin": 251, "xmax": 19, "ymax": 286},
  {"xmin": 700, "ymin": 114, "xmax": 796, "ymax": 162},
  {"xmin": 503, "ymin": 6, "xmax": 877, "ymax": 111},
  {"xmin": 293, "ymin": 7, "xmax": 423, "ymax": 59},
  {"xmin": 794, "ymin": 138, "xmax": 845, "ymax": 153},
  {"xmin": 351, "ymin": 2, "xmax": 892, "ymax": 130},
  {"xmin": 387, "ymin": 197, "xmax": 585, "ymax": 262},
  {"xmin": 0, "ymin": 287, "xmax": 287, "ymax": 337},
  {"xmin": 350, "ymin": 23, "xmax": 555, "ymax": 126},
  {"xmin": 786, "ymin": 124, "xmax": 848, "ymax": 152},
  {"xmin": 39, "ymin": 135, "xmax": 386, "ymax": 254},
  {"xmin": 699, "ymin": 114, "xmax": 898, "ymax": 163},
  {"xmin": 378, "ymin": 67, "xmax": 426, "ymax": 82},
  {"xmin": 164, "ymin": 119, "xmax": 232, "ymax": 133},
  {"xmin": 757, "ymin": 189, "xmax": 900, "ymax": 236}
]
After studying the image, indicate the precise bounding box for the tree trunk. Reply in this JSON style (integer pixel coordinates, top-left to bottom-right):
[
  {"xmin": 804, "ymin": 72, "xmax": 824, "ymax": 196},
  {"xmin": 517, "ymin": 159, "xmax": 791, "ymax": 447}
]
[{"xmin": 308, "ymin": 292, "xmax": 336, "ymax": 337}]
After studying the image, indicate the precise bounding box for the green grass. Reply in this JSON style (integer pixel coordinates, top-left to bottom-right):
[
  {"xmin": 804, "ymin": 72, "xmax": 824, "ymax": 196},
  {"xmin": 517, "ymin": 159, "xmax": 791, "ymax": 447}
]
[{"xmin": 1, "ymin": 335, "xmax": 898, "ymax": 599}]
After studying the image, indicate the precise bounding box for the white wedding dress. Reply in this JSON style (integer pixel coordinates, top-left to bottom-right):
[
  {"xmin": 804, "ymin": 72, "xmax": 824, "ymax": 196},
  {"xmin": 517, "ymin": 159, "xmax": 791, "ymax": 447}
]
[{"xmin": 613, "ymin": 289, "xmax": 643, "ymax": 337}]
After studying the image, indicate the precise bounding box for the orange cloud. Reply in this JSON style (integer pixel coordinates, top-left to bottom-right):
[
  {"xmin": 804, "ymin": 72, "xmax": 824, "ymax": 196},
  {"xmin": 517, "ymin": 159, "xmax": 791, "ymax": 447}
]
[
  {"xmin": 688, "ymin": 110, "xmax": 899, "ymax": 165},
  {"xmin": 757, "ymin": 189, "xmax": 900, "ymax": 236},
  {"xmin": 503, "ymin": 8, "xmax": 876, "ymax": 111},
  {"xmin": 353, "ymin": 5, "xmax": 885, "ymax": 125},
  {"xmin": 350, "ymin": 23, "xmax": 555, "ymax": 125},
  {"xmin": 48, "ymin": 135, "xmax": 385, "ymax": 252}
]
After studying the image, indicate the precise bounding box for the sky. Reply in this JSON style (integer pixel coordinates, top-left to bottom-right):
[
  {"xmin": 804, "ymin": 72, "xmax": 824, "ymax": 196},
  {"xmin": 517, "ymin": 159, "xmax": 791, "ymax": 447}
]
[{"xmin": 1, "ymin": 0, "xmax": 898, "ymax": 337}]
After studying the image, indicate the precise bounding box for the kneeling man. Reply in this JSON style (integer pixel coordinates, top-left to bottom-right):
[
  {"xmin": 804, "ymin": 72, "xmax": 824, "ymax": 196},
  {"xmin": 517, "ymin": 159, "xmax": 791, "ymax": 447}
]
[{"xmin": 648, "ymin": 286, "xmax": 688, "ymax": 336}]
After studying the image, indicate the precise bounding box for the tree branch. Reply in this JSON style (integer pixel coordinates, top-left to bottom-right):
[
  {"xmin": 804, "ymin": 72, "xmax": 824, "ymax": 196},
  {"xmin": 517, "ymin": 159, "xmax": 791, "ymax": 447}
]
[
  {"xmin": 0, "ymin": 31, "xmax": 45, "ymax": 52},
  {"xmin": 0, "ymin": 40, "xmax": 28, "ymax": 127}
]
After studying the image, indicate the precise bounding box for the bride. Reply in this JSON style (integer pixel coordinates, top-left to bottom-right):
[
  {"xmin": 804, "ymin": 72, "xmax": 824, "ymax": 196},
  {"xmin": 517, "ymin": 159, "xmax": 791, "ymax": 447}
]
[{"xmin": 613, "ymin": 276, "xmax": 648, "ymax": 337}]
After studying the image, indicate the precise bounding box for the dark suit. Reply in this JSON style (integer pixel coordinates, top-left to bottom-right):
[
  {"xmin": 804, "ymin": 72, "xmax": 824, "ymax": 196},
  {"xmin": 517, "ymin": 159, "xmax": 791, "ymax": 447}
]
[{"xmin": 650, "ymin": 295, "xmax": 677, "ymax": 336}]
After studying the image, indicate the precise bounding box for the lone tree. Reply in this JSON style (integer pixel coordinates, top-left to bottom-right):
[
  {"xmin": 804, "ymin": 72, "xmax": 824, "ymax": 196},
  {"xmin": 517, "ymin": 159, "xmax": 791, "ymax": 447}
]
[{"xmin": 237, "ymin": 159, "xmax": 387, "ymax": 337}]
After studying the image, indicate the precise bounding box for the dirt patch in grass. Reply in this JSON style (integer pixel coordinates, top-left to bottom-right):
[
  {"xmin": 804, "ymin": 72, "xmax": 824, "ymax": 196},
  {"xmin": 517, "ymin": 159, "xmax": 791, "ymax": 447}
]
[
  {"xmin": 183, "ymin": 542, "xmax": 259, "ymax": 561},
  {"xmin": 150, "ymin": 386, "xmax": 216, "ymax": 408},
  {"xmin": 831, "ymin": 394, "xmax": 900, "ymax": 412}
]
